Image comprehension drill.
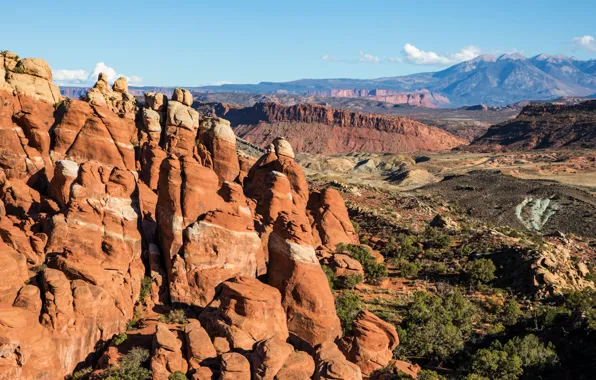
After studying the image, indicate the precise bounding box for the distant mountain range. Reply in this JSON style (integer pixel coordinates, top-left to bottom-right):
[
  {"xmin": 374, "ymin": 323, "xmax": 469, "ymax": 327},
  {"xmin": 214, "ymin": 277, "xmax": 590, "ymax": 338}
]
[
  {"xmin": 60, "ymin": 53, "xmax": 596, "ymax": 108},
  {"xmin": 196, "ymin": 53, "xmax": 596, "ymax": 107}
]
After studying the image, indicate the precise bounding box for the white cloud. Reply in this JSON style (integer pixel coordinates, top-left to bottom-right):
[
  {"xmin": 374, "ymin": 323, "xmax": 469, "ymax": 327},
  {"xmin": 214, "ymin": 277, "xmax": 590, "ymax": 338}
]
[
  {"xmin": 572, "ymin": 35, "xmax": 596, "ymax": 51},
  {"xmin": 209, "ymin": 81, "xmax": 233, "ymax": 86},
  {"xmin": 321, "ymin": 54, "xmax": 337, "ymax": 62},
  {"xmin": 53, "ymin": 69, "xmax": 88, "ymax": 82},
  {"xmin": 359, "ymin": 50, "xmax": 380, "ymax": 64},
  {"xmin": 387, "ymin": 57, "xmax": 403, "ymax": 63},
  {"xmin": 53, "ymin": 62, "xmax": 142, "ymax": 86},
  {"xmin": 402, "ymin": 43, "xmax": 482, "ymax": 65}
]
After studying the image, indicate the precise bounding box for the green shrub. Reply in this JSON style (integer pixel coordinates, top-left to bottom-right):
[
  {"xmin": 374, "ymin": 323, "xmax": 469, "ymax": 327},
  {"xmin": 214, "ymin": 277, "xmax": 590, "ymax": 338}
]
[
  {"xmin": 335, "ymin": 291, "xmax": 362, "ymax": 332},
  {"xmin": 322, "ymin": 265, "xmax": 335, "ymax": 290},
  {"xmin": 168, "ymin": 371, "xmax": 187, "ymax": 380},
  {"xmin": 504, "ymin": 334, "xmax": 558, "ymax": 369},
  {"xmin": 499, "ymin": 298, "xmax": 523, "ymax": 326},
  {"xmin": 418, "ymin": 369, "xmax": 447, "ymax": 380},
  {"xmin": 334, "ymin": 274, "xmax": 363, "ymax": 290},
  {"xmin": 336, "ymin": 243, "xmax": 388, "ymax": 284},
  {"xmin": 396, "ymin": 290, "xmax": 475, "ymax": 361},
  {"xmin": 140, "ymin": 276, "xmax": 152, "ymax": 304},
  {"xmin": 467, "ymin": 335, "xmax": 557, "ymax": 380},
  {"xmin": 100, "ymin": 347, "xmax": 151, "ymax": 380},
  {"xmin": 13, "ymin": 65, "xmax": 25, "ymax": 74},
  {"xmin": 469, "ymin": 343, "xmax": 523, "ymax": 380},
  {"xmin": 423, "ymin": 227, "xmax": 453, "ymax": 250},
  {"xmin": 68, "ymin": 367, "xmax": 92, "ymax": 380},
  {"xmin": 466, "ymin": 258, "xmax": 496, "ymax": 285},
  {"xmin": 395, "ymin": 260, "xmax": 420, "ymax": 279},
  {"xmin": 383, "ymin": 234, "xmax": 422, "ymax": 261},
  {"xmin": 112, "ymin": 332, "xmax": 128, "ymax": 345},
  {"xmin": 159, "ymin": 309, "xmax": 188, "ymax": 325}
]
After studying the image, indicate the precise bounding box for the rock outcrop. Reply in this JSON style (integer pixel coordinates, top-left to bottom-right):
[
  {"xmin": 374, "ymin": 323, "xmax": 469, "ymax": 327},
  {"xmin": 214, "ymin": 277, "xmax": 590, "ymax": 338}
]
[
  {"xmin": 339, "ymin": 311, "xmax": 400, "ymax": 375},
  {"xmin": 215, "ymin": 102, "xmax": 465, "ymax": 154},
  {"xmin": 0, "ymin": 52, "xmax": 371, "ymax": 380},
  {"xmin": 86, "ymin": 73, "xmax": 138, "ymax": 119},
  {"xmin": 201, "ymin": 276, "xmax": 289, "ymax": 351},
  {"xmin": 246, "ymin": 138, "xmax": 342, "ymax": 350},
  {"xmin": 308, "ymin": 187, "xmax": 359, "ymax": 252},
  {"xmin": 469, "ymin": 100, "xmax": 596, "ymax": 151}
]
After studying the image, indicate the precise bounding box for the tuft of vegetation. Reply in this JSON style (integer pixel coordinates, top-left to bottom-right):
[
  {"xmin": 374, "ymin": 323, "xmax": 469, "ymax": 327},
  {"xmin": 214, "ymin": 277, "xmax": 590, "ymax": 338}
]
[
  {"xmin": 139, "ymin": 276, "xmax": 152, "ymax": 304},
  {"xmin": 168, "ymin": 371, "xmax": 187, "ymax": 380},
  {"xmin": 394, "ymin": 260, "xmax": 420, "ymax": 279},
  {"xmin": 322, "ymin": 265, "xmax": 335, "ymax": 290},
  {"xmin": 465, "ymin": 258, "xmax": 496, "ymax": 285},
  {"xmin": 159, "ymin": 309, "xmax": 188, "ymax": 325},
  {"xmin": 112, "ymin": 332, "xmax": 128, "ymax": 346},
  {"xmin": 335, "ymin": 291, "xmax": 362, "ymax": 332},
  {"xmin": 68, "ymin": 367, "xmax": 92, "ymax": 380},
  {"xmin": 337, "ymin": 243, "xmax": 388, "ymax": 284},
  {"xmin": 395, "ymin": 290, "xmax": 476, "ymax": 362},
  {"xmin": 100, "ymin": 347, "xmax": 151, "ymax": 380},
  {"xmin": 498, "ymin": 298, "xmax": 523, "ymax": 326},
  {"xmin": 12, "ymin": 65, "xmax": 25, "ymax": 74},
  {"xmin": 334, "ymin": 273, "xmax": 364, "ymax": 290},
  {"xmin": 466, "ymin": 335, "xmax": 557, "ymax": 379}
]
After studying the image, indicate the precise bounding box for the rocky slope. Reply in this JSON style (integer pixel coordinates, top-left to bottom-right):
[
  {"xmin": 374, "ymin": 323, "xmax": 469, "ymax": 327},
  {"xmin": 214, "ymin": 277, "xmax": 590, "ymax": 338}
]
[
  {"xmin": 207, "ymin": 102, "xmax": 465, "ymax": 154},
  {"xmin": 0, "ymin": 51, "xmax": 411, "ymax": 380},
  {"xmin": 469, "ymin": 99, "xmax": 596, "ymax": 151},
  {"xmin": 196, "ymin": 54, "xmax": 596, "ymax": 106},
  {"xmin": 303, "ymin": 89, "xmax": 449, "ymax": 108}
]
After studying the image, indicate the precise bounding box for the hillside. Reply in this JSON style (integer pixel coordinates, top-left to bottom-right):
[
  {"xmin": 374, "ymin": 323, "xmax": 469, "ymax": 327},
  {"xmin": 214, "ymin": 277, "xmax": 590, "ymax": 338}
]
[
  {"xmin": 469, "ymin": 99, "xmax": 596, "ymax": 150},
  {"xmin": 196, "ymin": 53, "xmax": 596, "ymax": 106},
  {"xmin": 207, "ymin": 102, "xmax": 466, "ymax": 153}
]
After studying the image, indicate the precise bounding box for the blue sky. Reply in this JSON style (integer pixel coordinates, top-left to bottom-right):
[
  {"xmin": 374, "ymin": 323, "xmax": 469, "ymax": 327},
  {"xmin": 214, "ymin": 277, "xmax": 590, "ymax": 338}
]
[{"xmin": 2, "ymin": 0, "xmax": 595, "ymax": 86}]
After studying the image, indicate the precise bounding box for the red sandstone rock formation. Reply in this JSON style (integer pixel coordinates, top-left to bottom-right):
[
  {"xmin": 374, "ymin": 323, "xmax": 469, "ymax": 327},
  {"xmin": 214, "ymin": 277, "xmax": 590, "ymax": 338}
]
[
  {"xmin": 339, "ymin": 311, "xmax": 400, "ymax": 375},
  {"xmin": 308, "ymin": 187, "xmax": 359, "ymax": 252},
  {"xmin": 0, "ymin": 52, "xmax": 374, "ymax": 380},
  {"xmin": 306, "ymin": 88, "xmax": 450, "ymax": 108},
  {"xmin": 217, "ymin": 102, "xmax": 465, "ymax": 154}
]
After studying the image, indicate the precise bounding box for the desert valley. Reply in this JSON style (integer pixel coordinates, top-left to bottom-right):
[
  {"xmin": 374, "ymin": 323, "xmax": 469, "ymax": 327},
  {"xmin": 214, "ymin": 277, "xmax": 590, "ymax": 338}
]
[{"xmin": 1, "ymin": 8, "xmax": 596, "ymax": 380}]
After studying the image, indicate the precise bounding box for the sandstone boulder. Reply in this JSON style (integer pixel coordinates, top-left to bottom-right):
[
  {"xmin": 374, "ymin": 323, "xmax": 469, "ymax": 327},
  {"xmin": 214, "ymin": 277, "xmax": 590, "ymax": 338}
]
[
  {"xmin": 314, "ymin": 342, "xmax": 363, "ymax": 380},
  {"xmin": 308, "ymin": 187, "xmax": 359, "ymax": 252},
  {"xmin": 0, "ymin": 307, "xmax": 62, "ymax": 380},
  {"xmin": 198, "ymin": 117, "xmax": 240, "ymax": 183},
  {"xmin": 250, "ymin": 338, "xmax": 294, "ymax": 380},
  {"xmin": 339, "ymin": 311, "xmax": 399, "ymax": 375},
  {"xmin": 151, "ymin": 324, "xmax": 188, "ymax": 380},
  {"xmin": 220, "ymin": 352, "xmax": 251, "ymax": 380},
  {"xmin": 202, "ymin": 276, "xmax": 289, "ymax": 351}
]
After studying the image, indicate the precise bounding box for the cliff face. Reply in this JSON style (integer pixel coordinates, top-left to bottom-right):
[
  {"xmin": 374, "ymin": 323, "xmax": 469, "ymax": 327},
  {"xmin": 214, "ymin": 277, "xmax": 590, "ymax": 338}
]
[
  {"xmin": 214, "ymin": 102, "xmax": 466, "ymax": 154},
  {"xmin": 307, "ymin": 89, "xmax": 450, "ymax": 108},
  {"xmin": 470, "ymin": 100, "xmax": 596, "ymax": 151}
]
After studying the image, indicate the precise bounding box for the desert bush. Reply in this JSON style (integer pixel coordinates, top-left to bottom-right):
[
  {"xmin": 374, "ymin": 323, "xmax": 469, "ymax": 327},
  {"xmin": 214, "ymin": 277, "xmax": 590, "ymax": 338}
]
[
  {"xmin": 467, "ymin": 334, "xmax": 557, "ymax": 380},
  {"xmin": 396, "ymin": 289, "xmax": 475, "ymax": 362},
  {"xmin": 337, "ymin": 243, "xmax": 388, "ymax": 284},
  {"xmin": 423, "ymin": 227, "xmax": 453, "ymax": 250},
  {"xmin": 112, "ymin": 332, "xmax": 128, "ymax": 345},
  {"xmin": 68, "ymin": 367, "xmax": 92, "ymax": 380},
  {"xmin": 100, "ymin": 347, "xmax": 151, "ymax": 380},
  {"xmin": 383, "ymin": 233, "xmax": 422, "ymax": 261},
  {"xmin": 418, "ymin": 369, "xmax": 447, "ymax": 380},
  {"xmin": 499, "ymin": 298, "xmax": 523, "ymax": 326},
  {"xmin": 159, "ymin": 309, "xmax": 188, "ymax": 325},
  {"xmin": 335, "ymin": 291, "xmax": 362, "ymax": 332},
  {"xmin": 468, "ymin": 343, "xmax": 523, "ymax": 380},
  {"xmin": 334, "ymin": 274, "xmax": 363, "ymax": 290},
  {"xmin": 168, "ymin": 371, "xmax": 187, "ymax": 380},
  {"xmin": 139, "ymin": 276, "xmax": 152, "ymax": 304},
  {"xmin": 395, "ymin": 260, "xmax": 420, "ymax": 279},
  {"xmin": 466, "ymin": 258, "xmax": 496, "ymax": 285},
  {"xmin": 322, "ymin": 265, "xmax": 335, "ymax": 290}
]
